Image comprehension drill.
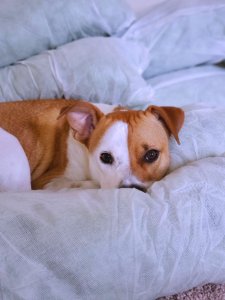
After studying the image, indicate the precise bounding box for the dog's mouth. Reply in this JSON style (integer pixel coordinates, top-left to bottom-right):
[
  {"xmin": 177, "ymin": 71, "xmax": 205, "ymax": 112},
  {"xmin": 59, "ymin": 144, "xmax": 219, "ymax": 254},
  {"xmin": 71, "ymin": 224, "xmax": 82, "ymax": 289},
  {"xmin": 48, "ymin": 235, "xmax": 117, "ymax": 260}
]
[{"xmin": 119, "ymin": 184, "xmax": 147, "ymax": 193}]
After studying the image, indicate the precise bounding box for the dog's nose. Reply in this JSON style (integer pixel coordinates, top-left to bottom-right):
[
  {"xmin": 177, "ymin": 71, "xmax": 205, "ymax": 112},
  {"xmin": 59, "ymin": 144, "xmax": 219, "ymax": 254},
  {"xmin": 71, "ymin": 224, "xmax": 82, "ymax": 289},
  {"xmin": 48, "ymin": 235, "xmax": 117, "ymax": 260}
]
[{"xmin": 120, "ymin": 184, "xmax": 147, "ymax": 193}]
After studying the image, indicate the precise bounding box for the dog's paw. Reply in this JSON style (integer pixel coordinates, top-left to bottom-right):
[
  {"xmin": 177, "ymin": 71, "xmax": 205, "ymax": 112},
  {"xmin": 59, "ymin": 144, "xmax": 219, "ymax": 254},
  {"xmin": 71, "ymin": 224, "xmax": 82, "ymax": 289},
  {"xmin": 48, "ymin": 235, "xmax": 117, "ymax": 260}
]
[
  {"xmin": 70, "ymin": 181, "xmax": 100, "ymax": 189},
  {"xmin": 44, "ymin": 177, "xmax": 99, "ymax": 191}
]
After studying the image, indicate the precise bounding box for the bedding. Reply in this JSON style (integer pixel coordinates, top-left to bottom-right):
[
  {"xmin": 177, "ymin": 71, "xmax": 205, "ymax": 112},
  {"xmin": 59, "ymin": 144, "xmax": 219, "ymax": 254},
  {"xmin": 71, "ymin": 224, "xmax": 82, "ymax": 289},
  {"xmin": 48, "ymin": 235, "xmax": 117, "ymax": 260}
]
[
  {"xmin": 125, "ymin": 0, "xmax": 166, "ymax": 17},
  {"xmin": 123, "ymin": 0, "xmax": 225, "ymax": 78},
  {"xmin": 148, "ymin": 65, "xmax": 225, "ymax": 107},
  {"xmin": 1, "ymin": 0, "xmax": 225, "ymax": 299},
  {"xmin": 167, "ymin": 105, "xmax": 225, "ymax": 172},
  {"xmin": 0, "ymin": 0, "xmax": 134, "ymax": 68},
  {"xmin": 1, "ymin": 157, "xmax": 225, "ymax": 300},
  {"xmin": 0, "ymin": 37, "xmax": 152, "ymax": 106}
]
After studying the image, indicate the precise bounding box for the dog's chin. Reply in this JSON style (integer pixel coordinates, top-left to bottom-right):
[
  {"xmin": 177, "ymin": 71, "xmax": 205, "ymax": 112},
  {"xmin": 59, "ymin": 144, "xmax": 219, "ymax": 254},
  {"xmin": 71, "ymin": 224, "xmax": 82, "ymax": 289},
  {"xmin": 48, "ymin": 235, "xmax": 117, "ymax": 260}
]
[
  {"xmin": 98, "ymin": 183, "xmax": 147, "ymax": 193},
  {"xmin": 98, "ymin": 180, "xmax": 150, "ymax": 193}
]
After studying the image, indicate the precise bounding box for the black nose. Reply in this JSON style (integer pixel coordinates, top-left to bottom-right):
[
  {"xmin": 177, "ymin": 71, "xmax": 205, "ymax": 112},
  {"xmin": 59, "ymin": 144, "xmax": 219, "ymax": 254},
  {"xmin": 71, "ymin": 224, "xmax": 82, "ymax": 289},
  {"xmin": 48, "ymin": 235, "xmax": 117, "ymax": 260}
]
[{"xmin": 120, "ymin": 184, "xmax": 147, "ymax": 193}]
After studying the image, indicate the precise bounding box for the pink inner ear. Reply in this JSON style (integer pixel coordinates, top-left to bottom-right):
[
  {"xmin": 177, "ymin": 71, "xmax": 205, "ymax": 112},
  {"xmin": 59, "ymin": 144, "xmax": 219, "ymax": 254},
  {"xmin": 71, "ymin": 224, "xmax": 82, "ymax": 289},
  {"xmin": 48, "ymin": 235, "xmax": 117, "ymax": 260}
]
[
  {"xmin": 67, "ymin": 111, "xmax": 89, "ymax": 132},
  {"xmin": 67, "ymin": 111, "xmax": 94, "ymax": 141}
]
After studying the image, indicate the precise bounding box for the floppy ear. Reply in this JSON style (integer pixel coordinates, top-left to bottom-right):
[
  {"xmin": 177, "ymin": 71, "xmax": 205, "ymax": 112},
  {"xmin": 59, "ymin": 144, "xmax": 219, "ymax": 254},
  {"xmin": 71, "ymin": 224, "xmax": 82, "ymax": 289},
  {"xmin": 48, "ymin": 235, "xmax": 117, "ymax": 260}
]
[
  {"xmin": 146, "ymin": 105, "xmax": 185, "ymax": 144},
  {"xmin": 58, "ymin": 100, "xmax": 104, "ymax": 144}
]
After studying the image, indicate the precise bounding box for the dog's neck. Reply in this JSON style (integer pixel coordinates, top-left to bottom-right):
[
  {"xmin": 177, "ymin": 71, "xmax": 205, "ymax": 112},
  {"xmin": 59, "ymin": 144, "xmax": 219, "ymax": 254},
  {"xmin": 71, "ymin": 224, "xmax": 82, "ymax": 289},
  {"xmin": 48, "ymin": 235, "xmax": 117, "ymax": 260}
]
[{"xmin": 65, "ymin": 130, "xmax": 90, "ymax": 181}]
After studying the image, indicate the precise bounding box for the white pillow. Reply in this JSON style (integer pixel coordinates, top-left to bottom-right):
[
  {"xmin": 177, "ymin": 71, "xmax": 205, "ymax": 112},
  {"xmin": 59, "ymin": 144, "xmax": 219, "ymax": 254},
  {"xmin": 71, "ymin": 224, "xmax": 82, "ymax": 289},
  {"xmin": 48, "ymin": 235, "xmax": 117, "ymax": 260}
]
[
  {"xmin": 123, "ymin": 0, "xmax": 225, "ymax": 77},
  {"xmin": 148, "ymin": 65, "xmax": 225, "ymax": 107},
  {"xmin": 0, "ymin": 37, "xmax": 152, "ymax": 107},
  {"xmin": 0, "ymin": 0, "xmax": 134, "ymax": 68},
  {"xmin": 1, "ymin": 157, "xmax": 225, "ymax": 299},
  {"xmin": 168, "ymin": 105, "xmax": 225, "ymax": 172}
]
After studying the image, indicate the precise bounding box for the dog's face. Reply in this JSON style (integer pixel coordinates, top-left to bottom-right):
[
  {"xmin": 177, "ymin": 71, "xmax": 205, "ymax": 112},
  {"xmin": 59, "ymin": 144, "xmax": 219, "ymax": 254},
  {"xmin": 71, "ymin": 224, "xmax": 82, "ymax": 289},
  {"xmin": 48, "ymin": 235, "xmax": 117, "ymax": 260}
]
[{"xmin": 60, "ymin": 101, "xmax": 184, "ymax": 191}]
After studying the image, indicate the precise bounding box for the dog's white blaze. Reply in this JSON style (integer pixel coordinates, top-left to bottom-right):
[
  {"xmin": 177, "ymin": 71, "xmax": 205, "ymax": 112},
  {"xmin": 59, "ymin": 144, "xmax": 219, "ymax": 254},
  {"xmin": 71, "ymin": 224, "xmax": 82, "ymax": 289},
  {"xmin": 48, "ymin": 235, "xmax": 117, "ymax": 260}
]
[
  {"xmin": 63, "ymin": 103, "xmax": 116, "ymax": 182},
  {"xmin": 65, "ymin": 131, "xmax": 90, "ymax": 181},
  {"xmin": 89, "ymin": 121, "xmax": 143, "ymax": 188},
  {"xmin": 47, "ymin": 120, "xmax": 144, "ymax": 190},
  {"xmin": 45, "ymin": 131, "xmax": 92, "ymax": 190}
]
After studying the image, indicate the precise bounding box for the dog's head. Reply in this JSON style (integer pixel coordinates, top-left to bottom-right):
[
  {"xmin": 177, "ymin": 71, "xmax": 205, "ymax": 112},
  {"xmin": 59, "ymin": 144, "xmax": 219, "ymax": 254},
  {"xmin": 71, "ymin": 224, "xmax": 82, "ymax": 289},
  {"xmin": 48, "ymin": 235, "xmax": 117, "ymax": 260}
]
[{"xmin": 59, "ymin": 100, "xmax": 184, "ymax": 192}]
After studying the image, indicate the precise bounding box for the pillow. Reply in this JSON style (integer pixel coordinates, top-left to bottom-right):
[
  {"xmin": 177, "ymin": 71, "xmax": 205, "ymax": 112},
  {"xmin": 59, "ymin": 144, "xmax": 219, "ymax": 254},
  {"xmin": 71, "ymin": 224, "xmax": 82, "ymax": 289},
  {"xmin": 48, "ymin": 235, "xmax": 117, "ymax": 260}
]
[
  {"xmin": 1, "ymin": 157, "xmax": 225, "ymax": 299},
  {"xmin": 122, "ymin": 0, "xmax": 225, "ymax": 78},
  {"xmin": 147, "ymin": 65, "xmax": 225, "ymax": 107},
  {"xmin": 168, "ymin": 105, "xmax": 225, "ymax": 172},
  {"xmin": 125, "ymin": 0, "xmax": 165, "ymax": 17},
  {"xmin": 0, "ymin": 37, "xmax": 152, "ymax": 107},
  {"xmin": 0, "ymin": 0, "xmax": 135, "ymax": 68}
]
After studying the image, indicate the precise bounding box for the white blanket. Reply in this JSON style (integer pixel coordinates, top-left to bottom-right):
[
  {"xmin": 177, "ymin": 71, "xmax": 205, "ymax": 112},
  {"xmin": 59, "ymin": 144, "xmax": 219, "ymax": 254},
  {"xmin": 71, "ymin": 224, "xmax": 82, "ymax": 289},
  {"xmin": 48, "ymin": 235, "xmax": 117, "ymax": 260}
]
[{"xmin": 1, "ymin": 156, "xmax": 225, "ymax": 299}]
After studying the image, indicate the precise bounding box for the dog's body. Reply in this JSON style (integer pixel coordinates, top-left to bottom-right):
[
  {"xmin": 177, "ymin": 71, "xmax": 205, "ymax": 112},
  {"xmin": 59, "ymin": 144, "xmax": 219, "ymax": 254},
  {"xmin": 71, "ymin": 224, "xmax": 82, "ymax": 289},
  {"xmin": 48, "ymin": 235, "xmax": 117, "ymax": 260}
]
[{"xmin": 0, "ymin": 99, "xmax": 184, "ymax": 192}]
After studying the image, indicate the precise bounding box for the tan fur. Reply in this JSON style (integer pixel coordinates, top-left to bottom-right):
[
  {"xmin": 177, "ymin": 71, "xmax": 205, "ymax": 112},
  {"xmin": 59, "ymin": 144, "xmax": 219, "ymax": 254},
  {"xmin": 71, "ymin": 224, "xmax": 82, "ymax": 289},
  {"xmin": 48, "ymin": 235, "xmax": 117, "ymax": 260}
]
[
  {"xmin": 88, "ymin": 107, "xmax": 183, "ymax": 184},
  {"xmin": 128, "ymin": 112, "xmax": 170, "ymax": 181},
  {"xmin": 88, "ymin": 110, "xmax": 170, "ymax": 182},
  {"xmin": 58, "ymin": 100, "xmax": 104, "ymax": 145},
  {"xmin": 0, "ymin": 99, "xmax": 78, "ymax": 189},
  {"xmin": 0, "ymin": 100, "xmax": 184, "ymax": 190}
]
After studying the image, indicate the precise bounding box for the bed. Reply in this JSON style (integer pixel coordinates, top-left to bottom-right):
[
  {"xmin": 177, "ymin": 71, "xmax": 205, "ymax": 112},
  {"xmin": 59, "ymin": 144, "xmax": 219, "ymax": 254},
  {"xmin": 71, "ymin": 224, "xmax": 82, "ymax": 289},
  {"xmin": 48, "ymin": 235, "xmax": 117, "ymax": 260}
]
[{"xmin": 1, "ymin": 0, "xmax": 225, "ymax": 299}]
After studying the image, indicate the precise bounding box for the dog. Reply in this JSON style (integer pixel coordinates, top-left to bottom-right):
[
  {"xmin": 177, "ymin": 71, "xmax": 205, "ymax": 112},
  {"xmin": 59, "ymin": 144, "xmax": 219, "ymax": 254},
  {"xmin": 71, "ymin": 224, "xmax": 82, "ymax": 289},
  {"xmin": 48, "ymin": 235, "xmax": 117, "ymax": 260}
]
[{"xmin": 0, "ymin": 99, "xmax": 184, "ymax": 192}]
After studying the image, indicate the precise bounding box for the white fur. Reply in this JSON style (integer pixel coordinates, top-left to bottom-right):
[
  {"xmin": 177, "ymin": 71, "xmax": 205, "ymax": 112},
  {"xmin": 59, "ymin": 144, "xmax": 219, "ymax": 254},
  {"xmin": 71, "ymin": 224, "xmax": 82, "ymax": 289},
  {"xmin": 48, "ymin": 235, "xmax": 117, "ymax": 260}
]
[
  {"xmin": 0, "ymin": 103, "xmax": 145, "ymax": 191},
  {"xmin": 44, "ymin": 131, "xmax": 99, "ymax": 190},
  {"xmin": 65, "ymin": 131, "xmax": 90, "ymax": 181},
  {"xmin": 45, "ymin": 103, "xmax": 117, "ymax": 190},
  {"xmin": 0, "ymin": 128, "xmax": 31, "ymax": 192},
  {"xmin": 89, "ymin": 121, "xmax": 143, "ymax": 188},
  {"xmin": 46, "ymin": 120, "xmax": 144, "ymax": 190}
]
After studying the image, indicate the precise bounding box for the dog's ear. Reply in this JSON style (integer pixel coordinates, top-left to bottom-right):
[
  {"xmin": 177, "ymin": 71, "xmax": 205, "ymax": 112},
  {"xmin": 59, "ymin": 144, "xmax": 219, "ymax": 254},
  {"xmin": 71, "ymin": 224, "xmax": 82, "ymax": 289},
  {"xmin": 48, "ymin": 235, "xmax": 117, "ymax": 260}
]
[
  {"xmin": 146, "ymin": 105, "xmax": 185, "ymax": 144},
  {"xmin": 58, "ymin": 101, "xmax": 104, "ymax": 144}
]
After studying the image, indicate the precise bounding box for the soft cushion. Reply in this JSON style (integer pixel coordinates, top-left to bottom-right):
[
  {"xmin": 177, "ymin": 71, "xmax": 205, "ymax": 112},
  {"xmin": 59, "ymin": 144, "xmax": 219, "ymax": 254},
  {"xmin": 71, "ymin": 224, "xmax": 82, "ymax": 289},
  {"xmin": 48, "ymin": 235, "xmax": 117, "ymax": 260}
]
[
  {"xmin": 168, "ymin": 105, "xmax": 225, "ymax": 171},
  {"xmin": 147, "ymin": 65, "xmax": 225, "ymax": 107},
  {"xmin": 0, "ymin": 37, "xmax": 152, "ymax": 107},
  {"xmin": 123, "ymin": 0, "xmax": 225, "ymax": 77},
  {"xmin": 0, "ymin": 0, "xmax": 134, "ymax": 68},
  {"xmin": 1, "ymin": 157, "xmax": 225, "ymax": 299}
]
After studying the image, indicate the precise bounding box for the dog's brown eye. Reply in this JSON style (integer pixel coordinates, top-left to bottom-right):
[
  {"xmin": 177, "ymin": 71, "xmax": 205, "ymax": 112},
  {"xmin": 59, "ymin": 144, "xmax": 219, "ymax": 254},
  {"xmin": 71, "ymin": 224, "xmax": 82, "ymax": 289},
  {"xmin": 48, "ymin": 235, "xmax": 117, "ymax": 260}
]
[
  {"xmin": 100, "ymin": 152, "xmax": 114, "ymax": 165},
  {"xmin": 143, "ymin": 149, "xmax": 159, "ymax": 163}
]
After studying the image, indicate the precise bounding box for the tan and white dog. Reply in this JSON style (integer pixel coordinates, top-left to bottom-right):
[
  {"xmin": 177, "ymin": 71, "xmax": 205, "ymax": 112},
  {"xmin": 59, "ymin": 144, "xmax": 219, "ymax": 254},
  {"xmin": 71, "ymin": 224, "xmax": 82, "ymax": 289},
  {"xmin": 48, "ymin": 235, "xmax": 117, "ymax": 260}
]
[{"xmin": 0, "ymin": 99, "xmax": 184, "ymax": 192}]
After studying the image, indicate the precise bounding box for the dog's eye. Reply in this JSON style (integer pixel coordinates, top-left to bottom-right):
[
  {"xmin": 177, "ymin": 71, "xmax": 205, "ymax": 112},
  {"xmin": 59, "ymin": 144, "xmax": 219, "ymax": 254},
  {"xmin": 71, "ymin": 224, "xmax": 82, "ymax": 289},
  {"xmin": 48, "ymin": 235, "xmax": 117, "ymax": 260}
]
[
  {"xmin": 143, "ymin": 149, "xmax": 159, "ymax": 163},
  {"xmin": 100, "ymin": 152, "xmax": 114, "ymax": 165}
]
